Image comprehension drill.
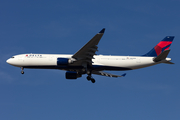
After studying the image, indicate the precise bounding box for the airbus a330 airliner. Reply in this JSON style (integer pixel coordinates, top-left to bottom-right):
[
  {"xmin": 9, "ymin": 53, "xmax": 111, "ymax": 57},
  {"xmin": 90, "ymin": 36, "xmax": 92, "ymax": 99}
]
[{"xmin": 6, "ymin": 28, "xmax": 174, "ymax": 83}]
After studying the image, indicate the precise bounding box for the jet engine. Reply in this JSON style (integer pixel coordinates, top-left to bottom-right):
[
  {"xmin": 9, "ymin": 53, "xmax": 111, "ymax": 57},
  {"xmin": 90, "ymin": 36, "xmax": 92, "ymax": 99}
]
[
  {"xmin": 66, "ymin": 71, "xmax": 82, "ymax": 79},
  {"xmin": 57, "ymin": 58, "xmax": 76, "ymax": 65}
]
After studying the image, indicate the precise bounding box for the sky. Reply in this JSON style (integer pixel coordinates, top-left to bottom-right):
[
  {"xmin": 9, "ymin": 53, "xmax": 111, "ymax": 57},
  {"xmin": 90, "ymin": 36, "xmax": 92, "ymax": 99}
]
[{"xmin": 0, "ymin": 0, "xmax": 180, "ymax": 120}]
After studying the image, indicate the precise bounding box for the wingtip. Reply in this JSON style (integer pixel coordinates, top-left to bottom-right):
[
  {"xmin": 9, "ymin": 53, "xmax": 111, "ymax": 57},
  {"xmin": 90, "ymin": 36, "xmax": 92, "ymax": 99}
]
[
  {"xmin": 121, "ymin": 73, "xmax": 126, "ymax": 77},
  {"xmin": 99, "ymin": 28, "xmax": 105, "ymax": 33}
]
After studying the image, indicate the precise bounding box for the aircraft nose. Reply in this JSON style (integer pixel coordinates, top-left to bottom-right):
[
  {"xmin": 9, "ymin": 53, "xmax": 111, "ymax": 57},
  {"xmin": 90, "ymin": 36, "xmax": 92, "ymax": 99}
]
[
  {"xmin": 6, "ymin": 59, "xmax": 11, "ymax": 64},
  {"xmin": 6, "ymin": 58, "xmax": 14, "ymax": 65}
]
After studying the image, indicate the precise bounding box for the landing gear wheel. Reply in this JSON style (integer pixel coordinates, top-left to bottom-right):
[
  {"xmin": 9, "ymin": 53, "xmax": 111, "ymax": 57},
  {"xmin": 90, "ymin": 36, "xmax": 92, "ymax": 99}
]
[
  {"xmin": 86, "ymin": 72, "xmax": 96, "ymax": 83},
  {"xmin": 91, "ymin": 79, "xmax": 95, "ymax": 83},
  {"xmin": 87, "ymin": 76, "xmax": 91, "ymax": 81},
  {"xmin": 21, "ymin": 71, "xmax": 24, "ymax": 74}
]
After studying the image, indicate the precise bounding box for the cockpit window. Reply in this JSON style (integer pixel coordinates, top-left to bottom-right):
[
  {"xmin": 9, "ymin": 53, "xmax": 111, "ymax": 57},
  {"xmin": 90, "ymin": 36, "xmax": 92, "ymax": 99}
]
[{"xmin": 11, "ymin": 57, "xmax": 15, "ymax": 58}]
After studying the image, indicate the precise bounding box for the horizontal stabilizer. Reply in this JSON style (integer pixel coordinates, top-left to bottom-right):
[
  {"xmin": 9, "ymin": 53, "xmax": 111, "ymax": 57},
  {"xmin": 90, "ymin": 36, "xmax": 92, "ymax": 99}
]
[
  {"xmin": 153, "ymin": 50, "xmax": 170, "ymax": 62},
  {"xmin": 164, "ymin": 61, "xmax": 174, "ymax": 64},
  {"xmin": 92, "ymin": 71, "xmax": 126, "ymax": 78}
]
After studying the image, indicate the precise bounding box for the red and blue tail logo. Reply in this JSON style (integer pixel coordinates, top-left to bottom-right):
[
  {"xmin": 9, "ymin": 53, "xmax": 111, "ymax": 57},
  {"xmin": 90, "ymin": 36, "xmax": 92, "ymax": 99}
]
[{"xmin": 143, "ymin": 36, "xmax": 174, "ymax": 57}]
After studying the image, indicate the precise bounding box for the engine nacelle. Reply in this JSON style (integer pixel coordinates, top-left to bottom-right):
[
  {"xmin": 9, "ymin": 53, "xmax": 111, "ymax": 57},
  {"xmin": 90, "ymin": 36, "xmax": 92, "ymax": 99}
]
[
  {"xmin": 66, "ymin": 71, "xmax": 82, "ymax": 79},
  {"xmin": 57, "ymin": 58, "xmax": 69, "ymax": 65},
  {"xmin": 57, "ymin": 58, "xmax": 76, "ymax": 65}
]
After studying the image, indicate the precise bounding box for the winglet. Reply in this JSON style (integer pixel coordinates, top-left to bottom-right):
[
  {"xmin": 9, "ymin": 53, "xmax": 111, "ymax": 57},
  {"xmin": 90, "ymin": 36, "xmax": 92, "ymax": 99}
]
[
  {"xmin": 121, "ymin": 73, "xmax": 126, "ymax": 77},
  {"xmin": 99, "ymin": 28, "xmax": 105, "ymax": 33}
]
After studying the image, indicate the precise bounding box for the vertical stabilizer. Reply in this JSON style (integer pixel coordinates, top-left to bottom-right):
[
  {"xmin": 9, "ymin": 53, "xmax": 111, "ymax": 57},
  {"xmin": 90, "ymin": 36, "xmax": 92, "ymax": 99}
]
[{"xmin": 143, "ymin": 36, "xmax": 174, "ymax": 57}]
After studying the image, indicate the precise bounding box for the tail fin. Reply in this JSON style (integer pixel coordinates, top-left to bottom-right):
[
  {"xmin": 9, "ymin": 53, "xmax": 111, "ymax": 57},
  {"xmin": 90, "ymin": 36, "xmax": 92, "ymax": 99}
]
[{"xmin": 143, "ymin": 36, "xmax": 174, "ymax": 57}]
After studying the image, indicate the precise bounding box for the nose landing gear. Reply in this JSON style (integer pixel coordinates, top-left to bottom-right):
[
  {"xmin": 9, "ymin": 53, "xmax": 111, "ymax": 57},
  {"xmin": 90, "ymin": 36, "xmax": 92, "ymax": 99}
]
[{"xmin": 21, "ymin": 67, "xmax": 24, "ymax": 74}]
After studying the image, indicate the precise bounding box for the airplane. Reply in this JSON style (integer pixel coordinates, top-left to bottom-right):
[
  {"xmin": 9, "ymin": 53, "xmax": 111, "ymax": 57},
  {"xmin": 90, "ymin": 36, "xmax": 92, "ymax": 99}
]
[{"xmin": 6, "ymin": 28, "xmax": 174, "ymax": 83}]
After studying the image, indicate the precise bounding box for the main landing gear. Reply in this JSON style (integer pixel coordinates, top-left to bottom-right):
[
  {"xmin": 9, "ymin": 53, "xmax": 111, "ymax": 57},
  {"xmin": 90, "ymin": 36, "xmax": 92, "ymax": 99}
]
[
  {"xmin": 85, "ymin": 69, "xmax": 95, "ymax": 83},
  {"xmin": 21, "ymin": 67, "xmax": 24, "ymax": 74},
  {"xmin": 87, "ymin": 75, "xmax": 95, "ymax": 83}
]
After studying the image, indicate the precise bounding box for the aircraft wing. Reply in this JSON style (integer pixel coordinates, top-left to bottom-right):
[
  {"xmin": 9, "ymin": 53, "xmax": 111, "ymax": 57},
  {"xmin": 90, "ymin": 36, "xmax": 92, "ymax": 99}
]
[
  {"xmin": 71, "ymin": 28, "xmax": 105, "ymax": 66},
  {"xmin": 92, "ymin": 71, "xmax": 126, "ymax": 78}
]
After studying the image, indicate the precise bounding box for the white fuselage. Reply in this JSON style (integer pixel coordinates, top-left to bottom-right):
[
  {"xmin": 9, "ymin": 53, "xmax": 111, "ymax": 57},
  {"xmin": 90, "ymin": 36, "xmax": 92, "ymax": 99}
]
[{"xmin": 6, "ymin": 54, "xmax": 171, "ymax": 71}]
